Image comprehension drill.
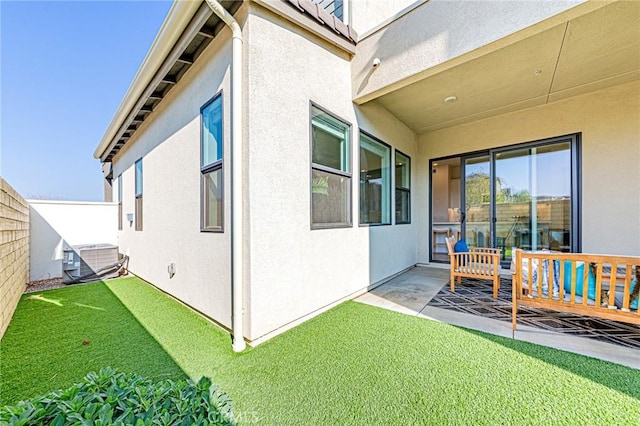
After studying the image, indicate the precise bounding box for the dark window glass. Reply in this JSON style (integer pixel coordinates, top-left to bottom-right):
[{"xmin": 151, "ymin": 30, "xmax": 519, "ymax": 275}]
[
  {"xmin": 201, "ymin": 94, "xmax": 223, "ymax": 231},
  {"xmin": 117, "ymin": 174, "xmax": 123, "ymax": 230},
  {"xmin": 360, "ymin": 133, "xmax": 391, "ymax": 225},
  {"xmin": 395, "ymin": 151, "xmax": 411, "ymax": 224},
  {"xmin": 134, "ymin": 159, "xmax": 142, "ymax": 231},
  {"xmin": 311, "ymin": 105, "xmax": 351, "ymax": 228}
]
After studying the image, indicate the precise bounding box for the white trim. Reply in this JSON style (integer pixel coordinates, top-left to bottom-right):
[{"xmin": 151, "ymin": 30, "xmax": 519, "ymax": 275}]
[
  {"xmin": 204, "ymin": 0, "xmax": 246, "ymax": 353},
  {"xmin": 27, "ymin": 200, "xmax": 118, "ymax": 206}
]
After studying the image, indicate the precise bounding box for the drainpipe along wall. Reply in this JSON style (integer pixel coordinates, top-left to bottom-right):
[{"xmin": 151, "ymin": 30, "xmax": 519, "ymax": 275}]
[{"xmin": 204, "ymin": 0, "xmax": 246, "ymax": 352}]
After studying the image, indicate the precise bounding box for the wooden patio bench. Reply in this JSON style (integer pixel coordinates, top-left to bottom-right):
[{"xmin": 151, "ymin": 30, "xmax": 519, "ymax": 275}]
[
  {"xmin": 445, "ymin": 236, "xmax": 502, "ymax": 299},
  {"xmin": 511, "ymin": 249, "xmax": 640, "ymax": 330}
]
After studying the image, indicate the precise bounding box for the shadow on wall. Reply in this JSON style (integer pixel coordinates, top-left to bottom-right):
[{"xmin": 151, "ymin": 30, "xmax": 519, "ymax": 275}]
[
  {"xmin": 29, "ymin": 207, "xmax": 69, "ymax": 281},
  {"xmin": 28, "ymin": 202, "xmax": 119, "ymax": 282}
]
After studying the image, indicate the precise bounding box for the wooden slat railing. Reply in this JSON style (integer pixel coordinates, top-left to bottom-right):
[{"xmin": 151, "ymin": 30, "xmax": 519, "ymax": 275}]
[
  {"xmin": 447, "ymin": 236, "xmax": 502, "ymax": 299},
  {"xmin": 512, "ymin": 249, "xmax": 640, "ymax": 330}
]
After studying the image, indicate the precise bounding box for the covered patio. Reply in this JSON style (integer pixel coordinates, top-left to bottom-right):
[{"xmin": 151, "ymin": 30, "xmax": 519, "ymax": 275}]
[{"xmin": 356, "ymin": 266, "xmax": 640, "ymax": 369}]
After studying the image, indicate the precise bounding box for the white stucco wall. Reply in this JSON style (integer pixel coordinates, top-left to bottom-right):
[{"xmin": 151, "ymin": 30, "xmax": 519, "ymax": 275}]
[
  {"xmin": 416, "ymin": 80, "xmax": 640, "ymax": 260},
  {"xmin": 245, "ymin": 6, "xmax": 418, "ymax": 341},
  {"xmin": 352, "ymin": 0, "xmax": 594, "ymax": 102},
  {"xmin": 110, "ymin": 9, "xmax": 250, "ymax": 330},
  {"xmin": 349, "ymin": 0, "xmax": 419, "ymax": 34},
  {"xmin": 29, "ymin": 200, "xmax": 118, "ymax": 281}
]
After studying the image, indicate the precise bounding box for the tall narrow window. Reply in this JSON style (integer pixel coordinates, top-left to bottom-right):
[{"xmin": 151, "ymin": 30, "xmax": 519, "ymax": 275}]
[
  {"xmin": 201, "ymin": 94, "xmax": 223, "ymax": 231},
  {"xmin": 135, "ymin": 159, "xmax": 143, "ymax": 231},
  {"xmin": 395, "ymin": 151, "xmax": 411, "ymax": 224},
  {"xmin": 117, "ymin": 174, "xmax": 123, "ymax": 230},
  {"xmin": 359, "ymin": 132, "xmax": 391, "ymax": 225},
  {"xmin": 310, "ymin": 104, "xmax": 351, "ymax": 228}
]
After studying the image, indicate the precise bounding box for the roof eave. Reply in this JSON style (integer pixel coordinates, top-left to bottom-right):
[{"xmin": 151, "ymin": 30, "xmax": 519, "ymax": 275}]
[{"xmin": 93, "ymin": 0, "xmax": 203, "ymax": 160}]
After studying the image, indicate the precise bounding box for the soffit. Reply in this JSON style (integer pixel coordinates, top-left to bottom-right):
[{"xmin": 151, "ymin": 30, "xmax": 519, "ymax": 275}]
[
  {"xmin": 100, "ymin": 1, "xmax": 241, "ymax": 163},
  {"xmin": 374, "ymin": 1, "xmax": 640, "ymax": 134},
  {"xmin": 551, "ymin": 0, "xmax": 640, "ymax": 92}
]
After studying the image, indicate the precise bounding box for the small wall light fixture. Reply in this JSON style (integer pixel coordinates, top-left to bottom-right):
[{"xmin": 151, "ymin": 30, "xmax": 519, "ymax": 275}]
[
  {"xmin": 444, "ymin": 96, "xmax": 457, "ymax": 103},
  {"xmin": 126, "ymin": 213, "xmax": 134, "ymax": 225}
]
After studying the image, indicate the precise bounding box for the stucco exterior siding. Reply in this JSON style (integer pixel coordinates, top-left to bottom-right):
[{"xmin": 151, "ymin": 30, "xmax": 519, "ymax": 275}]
[
  {"xmin": 99, "ymin": 1, "xmax": 637, "ymax": 347},
  {"xmin": 349, "ymin": 0, "xmax": 419, "ymax": 34},
  {"xmin": 110, "ymin": 10, "xmax": 249, "ymax": 330},
  {"xmin": 245, "ymin": 7, "xmax": 418, "ymax": 340},
  {"xmin": 107, "ymin": 3, "xmax": 423, "ymax": 343},
  {"xmin": 352, "ymin": 0, "xmax": 595, "ymax": 102},
  {"xmin": 416, "ymin": 80, "xmax": 640, "ymax": 260}
]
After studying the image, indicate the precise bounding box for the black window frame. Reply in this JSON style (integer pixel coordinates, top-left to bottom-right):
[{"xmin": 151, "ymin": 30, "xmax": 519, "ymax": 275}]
[
  {"xmin": 117, "ymin": 174, "xmax": 123, "ymax": 230},
  {"xmin": 134, "ymin": 158, "xmax": 143, "ymax": 231},
  {"xmin": 395, "ymin": 150, "xmax": 411, "ymax": 225},
  {"xmin": 428, "ymin": 133, "xmax": 582, "ymax": 264},
  {"xmin": 200, "ymin": 91, "xmax": 224, "ymax": 233},
  {"xmin": 358, "ymin": 130, "xmax": 392, "ymax": 226},
  {"xmin": 309, "ymin": 101, "xmax": 353, "ymax": 230}
]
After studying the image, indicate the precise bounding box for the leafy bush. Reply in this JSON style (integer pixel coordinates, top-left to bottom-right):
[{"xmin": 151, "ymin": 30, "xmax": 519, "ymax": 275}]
[{"xmin": 0, "ymin": 368, "xmax": 235, "ymax": 425}]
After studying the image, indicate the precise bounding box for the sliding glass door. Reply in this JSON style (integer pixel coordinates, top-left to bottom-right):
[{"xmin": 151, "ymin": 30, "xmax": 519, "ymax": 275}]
[
  {"xmin": 430, "ymin": 135, "xmax": 579, "ymax": 263},
  {"xmin": 494, "ymin": 142, "xmax": 573, "ymax": 259},
  {"xmin": 463, "ymin": 156, "xmax": 491, "ymax": 249}
]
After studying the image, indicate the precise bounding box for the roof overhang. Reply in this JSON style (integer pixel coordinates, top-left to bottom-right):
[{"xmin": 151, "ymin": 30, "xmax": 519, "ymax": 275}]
[
  {"xmin": 95, "ymin": 0, "xmax": 357, "ymax": 163},
  {"xmin": 356, "ymin": 0, "xmax": 640, "ymax": 134},
  {"xmin": 94, "ymin": 0, "xmax": 242, "ymax": 162}
]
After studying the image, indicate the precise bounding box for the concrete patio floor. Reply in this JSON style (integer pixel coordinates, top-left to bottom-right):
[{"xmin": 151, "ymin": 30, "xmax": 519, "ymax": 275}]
[{"xmin": 356, "ymin": 265, "xmax": 640, "ymax": 370}]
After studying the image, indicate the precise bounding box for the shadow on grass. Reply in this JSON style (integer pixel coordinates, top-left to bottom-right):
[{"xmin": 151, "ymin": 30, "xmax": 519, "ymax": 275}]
[
  {"xmin": 103, "ymin": 277, "xmax": 238, "ymax": 381},
  {"xmin": 462, "ymin": 327, "xmax": 640, "ymax": 400},
  {"xmin": 0, "ymin": 281, "xmax": 186, "ymax": 405}
]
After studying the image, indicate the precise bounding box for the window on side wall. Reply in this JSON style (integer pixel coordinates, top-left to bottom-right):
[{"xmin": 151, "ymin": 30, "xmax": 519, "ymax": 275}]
[
  {"xmin": 395, "ymin": 151, "xmax": 411, "ymax": 224},
  {"xmin": 201, "ymin": 93, "xmax": 223, "ymax": 232},
  {"xmin": 135, "ymin": 159, "xmax": 143, "ymax": 231},
  {"xmin": 359, "ymin": 132, "xmax": 391, "ymax": 225},
  {"xmin": 118, "ymin": 174, "xmax": 123, "ymax": 230},
  {"xmin": 310, "ymin": 104, "xmax": 352, "ymax": 229}
]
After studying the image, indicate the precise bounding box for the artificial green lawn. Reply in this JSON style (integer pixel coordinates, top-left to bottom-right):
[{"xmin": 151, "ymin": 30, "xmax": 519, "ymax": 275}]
[{"xmin": 2, "ymin": 277, "xmax": 639, "ymax": 424}]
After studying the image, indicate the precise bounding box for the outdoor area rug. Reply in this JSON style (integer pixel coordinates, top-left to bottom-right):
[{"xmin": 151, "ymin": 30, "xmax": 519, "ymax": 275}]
[{"xmin": 427, "ymin": 278, "xmax": 640, "ymax": 350}]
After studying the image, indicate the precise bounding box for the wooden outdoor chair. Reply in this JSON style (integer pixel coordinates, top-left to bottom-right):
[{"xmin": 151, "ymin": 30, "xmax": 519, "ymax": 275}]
[{"xmin": 445, "ymin": 236, "xmax": 502, "ymax": 298}]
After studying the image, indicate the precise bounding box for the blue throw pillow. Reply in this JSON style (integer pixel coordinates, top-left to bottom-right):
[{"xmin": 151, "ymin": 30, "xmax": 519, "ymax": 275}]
[
  {"xmin": 563, "ymin": 261, "xmax": 596, "ymax": 300},
  {"xmin": 454, "ymin": 240, "xmax": 468, "ymax": 253},
  {"xmin": 614, "ymin": 278, "xmax": 638, "ymax": 310},
  {"xmin": 630, "ymin": 279, "xmax": 638, "ymax": 310}
]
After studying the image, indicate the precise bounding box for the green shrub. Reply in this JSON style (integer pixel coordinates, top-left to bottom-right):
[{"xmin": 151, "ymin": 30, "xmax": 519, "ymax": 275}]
[{"xmin": 0, "ymin": 368, "xmax": 235, "ymax": 425}]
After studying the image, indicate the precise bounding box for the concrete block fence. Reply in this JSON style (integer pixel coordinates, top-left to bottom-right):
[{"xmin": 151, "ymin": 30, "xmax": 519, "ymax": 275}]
[{"xmin": 0, "ymin": 178, "xmax": 29, "ymax": 339}]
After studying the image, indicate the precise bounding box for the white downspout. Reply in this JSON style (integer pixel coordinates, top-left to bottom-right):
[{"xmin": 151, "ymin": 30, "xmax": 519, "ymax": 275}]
[{"xmin": 204, "ymin": 0, "xmax": 246, "ymax": 352}]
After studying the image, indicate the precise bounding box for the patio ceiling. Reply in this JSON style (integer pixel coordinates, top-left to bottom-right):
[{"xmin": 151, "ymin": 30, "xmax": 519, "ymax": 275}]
[{"xmin": 373, "ymin": 1, "xmax": 640, "ymax": 134}]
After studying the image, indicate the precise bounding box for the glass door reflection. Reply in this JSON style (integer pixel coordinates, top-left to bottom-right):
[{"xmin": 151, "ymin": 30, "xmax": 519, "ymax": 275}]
[
  {"xmin": 463, "ymin": 156, "xmax": 491, "ymax": 249},
  {"xmin": 494, "ymin": 142, "xmax": 572, "ymax": 261},
  {"xmin": 430, "ymin": 157, "xmax": 461, "ymax": 262}
]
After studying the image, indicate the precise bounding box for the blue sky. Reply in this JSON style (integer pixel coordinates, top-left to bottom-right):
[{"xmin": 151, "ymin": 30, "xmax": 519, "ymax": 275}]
[{"xmin": 1, "ymin": 1, "xmax": 172, "ymax": 201}]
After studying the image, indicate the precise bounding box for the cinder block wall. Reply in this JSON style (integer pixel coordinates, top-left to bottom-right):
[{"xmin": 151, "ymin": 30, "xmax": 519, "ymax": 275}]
[{"xmin": 0, "ymin": 178, "xmax": 29, "ymax": 339}]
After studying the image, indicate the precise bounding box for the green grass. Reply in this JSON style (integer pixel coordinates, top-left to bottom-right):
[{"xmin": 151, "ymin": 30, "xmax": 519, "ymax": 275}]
[
  {"xmin": 0, "ymin": 282, "xmax": 185, "ymax": 401},
  {"xmin": 2, "ymin": 277, "xmax": 639, "ymax": 424}
]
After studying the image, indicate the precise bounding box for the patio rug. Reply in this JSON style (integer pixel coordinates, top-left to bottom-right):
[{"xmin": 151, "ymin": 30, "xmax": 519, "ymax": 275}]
[{"xmin": 427, "ymin": 278, "xmax": 640, "ymax": 350}]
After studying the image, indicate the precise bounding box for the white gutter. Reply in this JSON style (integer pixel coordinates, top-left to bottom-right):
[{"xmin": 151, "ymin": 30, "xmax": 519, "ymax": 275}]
[
  {"xmin": 204, "ymin": 0, "xmax": 246, "ymax": 353},
  {"xmin": 93, "ymin": 0, "xmax": 201, "ymax": 159}
]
